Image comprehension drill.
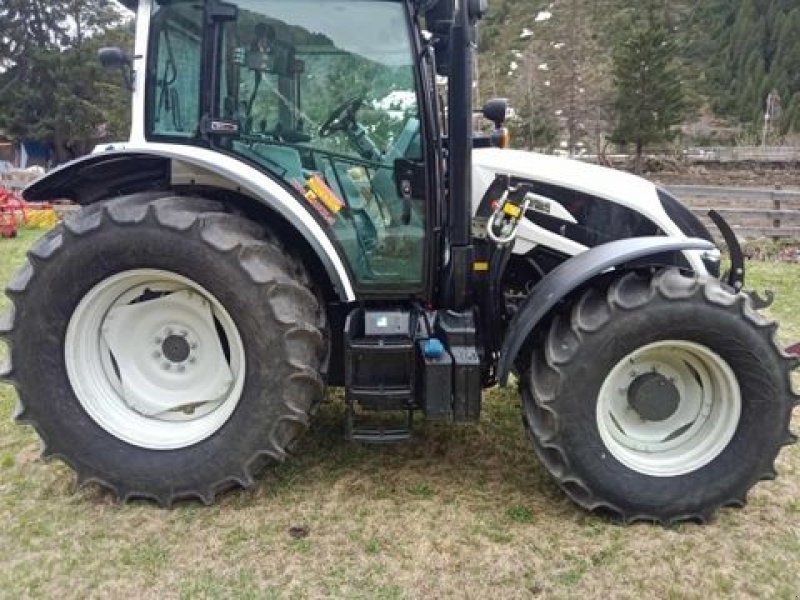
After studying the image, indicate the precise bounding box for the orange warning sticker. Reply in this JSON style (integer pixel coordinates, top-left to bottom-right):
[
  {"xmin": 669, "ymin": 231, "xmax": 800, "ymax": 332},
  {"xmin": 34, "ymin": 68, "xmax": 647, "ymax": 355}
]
[
  {"xmin": 305, "ymin": 190, "xmax": 336, "ymax": 226},
  {"xmin": 292, "ymin": 179, "xmax": 335, "ymax": 226},
  {"xmin": 307, "ymin": 174, "xmax": 344, "ymax": 215}
]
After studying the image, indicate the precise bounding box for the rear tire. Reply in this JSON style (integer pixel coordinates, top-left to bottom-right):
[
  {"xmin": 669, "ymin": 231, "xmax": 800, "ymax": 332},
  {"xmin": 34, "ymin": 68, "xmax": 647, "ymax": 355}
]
[
  {"xmin": 521, "ymin": 269, "xmax": 799, "ymax": 523},
  {"xmin": 0, "ymin": 193, "xmax": 328, "ymax": 505}
]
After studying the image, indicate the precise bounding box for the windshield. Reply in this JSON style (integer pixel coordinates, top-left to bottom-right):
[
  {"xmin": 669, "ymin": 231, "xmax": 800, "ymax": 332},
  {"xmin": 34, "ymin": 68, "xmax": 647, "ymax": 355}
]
[{"xmin": 219, "ymin": 0, "xmax": 421, "ymax": 163}]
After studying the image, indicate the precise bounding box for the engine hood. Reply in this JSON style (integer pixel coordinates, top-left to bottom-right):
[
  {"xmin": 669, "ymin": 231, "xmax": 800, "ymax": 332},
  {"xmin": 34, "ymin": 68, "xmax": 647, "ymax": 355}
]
[
  {"xmin": 471, "ymin": 148, "xmax": 662, "ymax": 212},
  {"xmin": 470, "ymin": 148, "xmax": 710, "ymax": 272}
]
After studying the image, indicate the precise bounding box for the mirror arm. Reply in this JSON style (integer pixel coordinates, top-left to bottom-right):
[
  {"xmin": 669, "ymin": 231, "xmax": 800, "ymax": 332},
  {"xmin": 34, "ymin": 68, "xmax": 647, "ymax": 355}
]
[{"xmin": 124, "ymin": 56, "xmax": 142, "ymax": 92}]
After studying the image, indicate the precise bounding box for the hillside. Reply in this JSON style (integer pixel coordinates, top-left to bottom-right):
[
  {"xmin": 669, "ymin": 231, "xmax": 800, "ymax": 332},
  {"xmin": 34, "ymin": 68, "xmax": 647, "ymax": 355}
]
[{"xmin": 477, "ymin": 0, "xmax": 800, "ymax": 150}]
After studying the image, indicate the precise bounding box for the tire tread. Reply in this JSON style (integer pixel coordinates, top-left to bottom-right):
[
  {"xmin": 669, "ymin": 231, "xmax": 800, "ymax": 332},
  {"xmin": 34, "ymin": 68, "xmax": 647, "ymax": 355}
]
[
  {"xmin": 521, "ymin": 268, "xmax": 798, "ymax": 524},
  {"xmin": 1, "ymin": 193, "xmax": 327, "ymax": 506}
]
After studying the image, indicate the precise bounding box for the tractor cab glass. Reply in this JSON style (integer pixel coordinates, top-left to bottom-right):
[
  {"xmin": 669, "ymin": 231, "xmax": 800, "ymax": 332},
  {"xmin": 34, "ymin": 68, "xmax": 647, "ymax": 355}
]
[{"xmin": 147, "ymin": 0, "xmax": 427, "ymax": 291}]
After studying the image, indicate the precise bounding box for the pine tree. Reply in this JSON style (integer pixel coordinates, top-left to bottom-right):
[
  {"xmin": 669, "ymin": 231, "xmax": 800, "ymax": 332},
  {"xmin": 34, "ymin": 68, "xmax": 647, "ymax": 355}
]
[
  {"xmin": 0, "ymin": 1, "xmax": 132, "ymax": 163},
  {"xmin": 610, "ymin": 5, "xmax": 685, "ymax": 172},
  {"xmin": 694, "ymin": 0, "xmax": 800, "ymax": 134},
  {"xmin": 0, "ymin": 0, "xmax": 67, "ymax": 68}
]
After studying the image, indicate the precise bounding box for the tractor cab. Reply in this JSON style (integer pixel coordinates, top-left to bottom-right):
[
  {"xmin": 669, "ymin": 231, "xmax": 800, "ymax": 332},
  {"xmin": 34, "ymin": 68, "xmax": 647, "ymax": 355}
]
[{"xmin": 146, "ymin": 0, "xmax": 435, "ymax": 291}]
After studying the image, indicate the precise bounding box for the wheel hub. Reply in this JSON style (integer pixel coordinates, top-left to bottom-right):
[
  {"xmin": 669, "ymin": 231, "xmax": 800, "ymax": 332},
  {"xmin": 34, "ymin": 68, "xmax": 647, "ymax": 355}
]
[
  {"xmin": 596, "ymin": 341, "xmax": 741, "ymax": 477},
  {"xmin": 162, "ymin": 334, "xmax": 191, "ymax": 364},
  {"xmin": 66, "ymin": 269, "xmax": 246, "ymax": 450},
  {"xmin": 627, "ymin": 372, "xmax": 680, "ymax": 422},
  {"xmin": 102, "ymin": 289, "xmax": 235, "ymax": 418}
]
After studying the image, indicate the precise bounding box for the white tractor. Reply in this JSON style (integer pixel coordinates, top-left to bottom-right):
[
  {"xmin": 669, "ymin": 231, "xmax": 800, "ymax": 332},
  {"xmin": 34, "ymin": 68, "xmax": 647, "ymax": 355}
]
[{"xmin": 1, "ymin": 0, "xmax": 796, "ymax": 523}]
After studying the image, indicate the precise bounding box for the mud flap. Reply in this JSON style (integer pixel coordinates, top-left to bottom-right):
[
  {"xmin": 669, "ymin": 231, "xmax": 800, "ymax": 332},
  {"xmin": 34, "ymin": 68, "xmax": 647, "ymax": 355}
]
[
  {"xmin": 708, "ymin": 209, "xmax": 774, "ymax": 309},
  {"xmin": 708, "ymin": 209, "xmax": 745, "ymax": 291}
]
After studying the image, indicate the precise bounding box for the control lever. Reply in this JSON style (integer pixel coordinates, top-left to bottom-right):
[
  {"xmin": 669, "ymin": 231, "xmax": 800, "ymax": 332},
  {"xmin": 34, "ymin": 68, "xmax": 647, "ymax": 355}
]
[
  {"xmin": 394, "ymin": 158, "xmax": 423, "ymax": 226},
  {"xmin": 399, "ymin": 179, "xmax": 413, "ymax": 225}
]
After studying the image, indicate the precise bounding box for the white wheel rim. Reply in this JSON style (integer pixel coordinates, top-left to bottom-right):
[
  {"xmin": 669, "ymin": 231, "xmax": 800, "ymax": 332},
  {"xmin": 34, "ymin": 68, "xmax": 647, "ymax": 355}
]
[
  {"xmin": 65, "ymin": 269, "xmax": 246, "ymax": 450},
  {"xmin": 596, "ymin": 340, "xmax": 741, "ymax": 477}
]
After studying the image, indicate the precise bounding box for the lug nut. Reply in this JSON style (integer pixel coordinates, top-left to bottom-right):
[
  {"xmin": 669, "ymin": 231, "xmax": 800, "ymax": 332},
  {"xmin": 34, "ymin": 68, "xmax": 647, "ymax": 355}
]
[{"xmin": 153, "ymin": 351, "xmax": 162, "ymax": 359}]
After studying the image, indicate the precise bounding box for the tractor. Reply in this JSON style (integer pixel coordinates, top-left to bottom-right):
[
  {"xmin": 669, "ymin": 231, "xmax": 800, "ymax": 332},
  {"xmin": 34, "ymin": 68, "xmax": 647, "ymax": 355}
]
[{"xmin": 1, "ymin": 0, "xmax": 797, "ymax": 523}]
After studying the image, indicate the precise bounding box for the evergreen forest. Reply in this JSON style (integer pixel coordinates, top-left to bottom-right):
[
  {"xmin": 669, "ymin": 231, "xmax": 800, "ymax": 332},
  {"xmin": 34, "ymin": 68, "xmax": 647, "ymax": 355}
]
[{"xmin": 1, "ymin": 0, "xmax": 799, "ymax": 160}]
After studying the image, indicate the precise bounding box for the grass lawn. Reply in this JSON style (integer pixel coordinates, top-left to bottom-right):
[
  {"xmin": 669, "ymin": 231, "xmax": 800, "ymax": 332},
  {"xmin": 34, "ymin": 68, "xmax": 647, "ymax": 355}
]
[{"xmin": 1, "ymin": 228, "xmax": 799, "ymax": 599}]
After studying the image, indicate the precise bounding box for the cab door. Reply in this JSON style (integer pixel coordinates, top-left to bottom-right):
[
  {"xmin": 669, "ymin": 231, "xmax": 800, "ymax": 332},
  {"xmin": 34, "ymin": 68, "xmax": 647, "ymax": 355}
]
[{"xmin": 206, "ymin": 0, "xmax": 433, "ymax": 296}]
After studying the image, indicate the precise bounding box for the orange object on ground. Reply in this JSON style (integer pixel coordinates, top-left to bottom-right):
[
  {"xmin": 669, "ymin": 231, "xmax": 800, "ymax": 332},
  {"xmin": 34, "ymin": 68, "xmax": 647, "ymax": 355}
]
[
  {"xmin": 0, "ymin": 186, "xmax": 57, "ymax": 234},
  {"xmin": 0, "ymin": 209, "xmax": 16, "ymax": 238},
  {"xmin": 0, "ymin": 187, "xmax": 22, "ymax": 237}
]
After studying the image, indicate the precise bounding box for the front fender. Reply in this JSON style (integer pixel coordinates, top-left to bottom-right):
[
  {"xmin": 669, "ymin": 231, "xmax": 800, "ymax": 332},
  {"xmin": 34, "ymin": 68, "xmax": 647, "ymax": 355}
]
[{"xmin": 497, "ymin": 236, "xmax": 715, "ymax": 386}]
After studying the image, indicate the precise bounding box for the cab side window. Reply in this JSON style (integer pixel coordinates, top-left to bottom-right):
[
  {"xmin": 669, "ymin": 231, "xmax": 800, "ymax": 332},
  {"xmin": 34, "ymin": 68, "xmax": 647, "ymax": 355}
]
[{"xmin": 148, "ymin": 1, "xmax": 204, "ymax": 138}]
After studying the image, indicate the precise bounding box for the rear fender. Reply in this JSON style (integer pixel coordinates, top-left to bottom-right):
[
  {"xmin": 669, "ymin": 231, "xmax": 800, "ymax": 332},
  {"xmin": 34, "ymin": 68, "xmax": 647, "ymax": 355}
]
[
  {"xmin": 497, "ymin": 236, "xmax": 715, "ymax": 386},
  {"xmin": 25, "ymin": 152, "xmax": 170, "ymax": 205},
  {"xmin": 23, "ymin": 147, "xmax": 356, "ymax": 302}
]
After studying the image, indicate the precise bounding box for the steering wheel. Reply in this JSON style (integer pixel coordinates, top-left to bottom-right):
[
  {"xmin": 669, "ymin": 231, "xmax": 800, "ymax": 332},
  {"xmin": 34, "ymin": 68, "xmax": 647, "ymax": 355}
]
[{"xmin": 319, "ymin": 96, "xmax": 363, "ymax": 137}]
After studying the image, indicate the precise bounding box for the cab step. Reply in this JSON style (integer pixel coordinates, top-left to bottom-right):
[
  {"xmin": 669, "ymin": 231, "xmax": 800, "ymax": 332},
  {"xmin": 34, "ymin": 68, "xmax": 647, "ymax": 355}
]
[
  {"xmin": 344, "ymin": 308, "xmax": 417, "ymax": 443},
  {"xmin": 345, "ymin": 406, "xmax": 414, "ymax": 444}
]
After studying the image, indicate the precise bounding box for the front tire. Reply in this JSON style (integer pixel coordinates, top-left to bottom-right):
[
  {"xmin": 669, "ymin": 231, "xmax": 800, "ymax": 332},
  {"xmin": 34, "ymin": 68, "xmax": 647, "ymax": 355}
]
[
  {"xmin": 0, "ymin": 193, "xmax": 328, "ymax": 505},
  {"xmin": 521, "ymin": 269, "xmax": 799, "ymax": 523}
]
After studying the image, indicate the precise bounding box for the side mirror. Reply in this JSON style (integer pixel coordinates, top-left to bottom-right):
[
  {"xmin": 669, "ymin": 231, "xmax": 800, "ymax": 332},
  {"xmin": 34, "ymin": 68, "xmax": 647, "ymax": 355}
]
[
  {"xmin": 99, "ymin": 47, "xmax": 135, "ymax": 91},
  {"xmin": 98, "ymin": 46, "xmax": 131, "ymax": 69},
  {"xmin": 482, "ymin": 98, "xmax": 509, "ymax": 128}
]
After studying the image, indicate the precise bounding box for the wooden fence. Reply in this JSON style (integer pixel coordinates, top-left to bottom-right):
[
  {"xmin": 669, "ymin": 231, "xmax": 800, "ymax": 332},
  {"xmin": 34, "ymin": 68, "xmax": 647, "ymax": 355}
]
[
  {"xmin": 667, "ymin": 185, "xmax": 800, "ymax": 240},
  {"xmin": 685, "ymin": 146, "xmax": 800, "ymax": 163}
]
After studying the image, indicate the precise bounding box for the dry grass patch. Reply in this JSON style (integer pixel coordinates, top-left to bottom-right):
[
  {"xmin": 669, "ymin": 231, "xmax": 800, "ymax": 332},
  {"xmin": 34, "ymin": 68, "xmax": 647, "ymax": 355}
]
[{"xmin": 0, "ymin": 230, "xmax": 799, "ymax": 599}]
